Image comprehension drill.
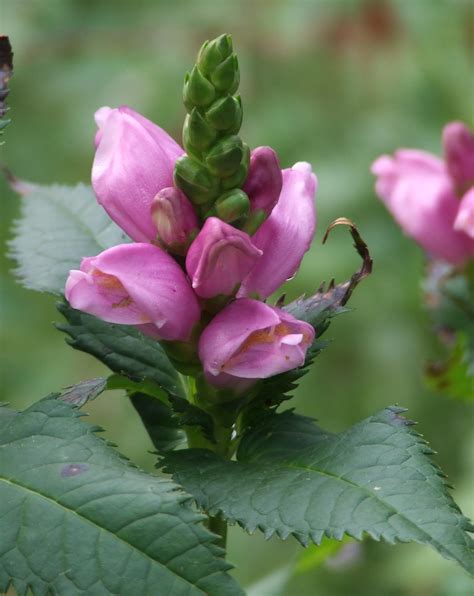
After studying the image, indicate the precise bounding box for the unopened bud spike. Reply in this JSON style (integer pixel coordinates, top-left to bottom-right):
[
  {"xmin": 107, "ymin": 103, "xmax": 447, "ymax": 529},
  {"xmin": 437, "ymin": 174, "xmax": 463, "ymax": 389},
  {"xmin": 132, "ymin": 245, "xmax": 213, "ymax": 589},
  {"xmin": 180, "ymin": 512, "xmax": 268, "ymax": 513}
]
[{"xmin": 175, "ymin": 33, "xmax": 252, "ymax": 228}]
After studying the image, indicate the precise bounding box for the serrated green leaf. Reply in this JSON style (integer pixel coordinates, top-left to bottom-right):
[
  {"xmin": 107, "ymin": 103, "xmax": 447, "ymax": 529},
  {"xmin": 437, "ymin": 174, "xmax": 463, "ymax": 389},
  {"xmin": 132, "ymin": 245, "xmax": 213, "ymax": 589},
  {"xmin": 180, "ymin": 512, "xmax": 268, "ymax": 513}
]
[
  {"xmin": 59, "ymin": 377, "xmax": 186, "ymax": 454},
  {"xmin": 169, "ymin": 395, "xmax": 216, "ymax": 444},
  {"xmin": 0, "ymin": 397, "xmax": 243, "ymax": 596},
  {"xmin": 56, "ymin": 302, "xmax": 185, "ymax": 400},
  {"xmin": 130, "ymin": 392, "xmax": 185, "ymax": 453},
  {"xmin": 8, "ymin": 182, "xmax": 129, "ymax": 294},
  {"xmin": 164, "ymin": 408, "xmax": 474, "ymax": 574},
  {"xmin": 56, "ymin": 305, "xmax": 216, "ymax": 446}
]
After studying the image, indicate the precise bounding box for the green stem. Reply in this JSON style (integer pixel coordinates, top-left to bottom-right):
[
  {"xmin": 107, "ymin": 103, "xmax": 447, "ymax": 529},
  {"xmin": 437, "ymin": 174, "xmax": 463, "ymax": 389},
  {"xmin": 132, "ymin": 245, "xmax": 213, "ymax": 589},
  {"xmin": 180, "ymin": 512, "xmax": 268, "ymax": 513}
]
[
  {"xmin": 184, "ymin": 385, "xmax": 233, "ymax": 551},
  {"xmin": 207, "ymin": 515, "xmax": 228, "ymax": 550},
  {"xmin": 205, "ymin": 426, "xmax": 232, "ymax": 549}
]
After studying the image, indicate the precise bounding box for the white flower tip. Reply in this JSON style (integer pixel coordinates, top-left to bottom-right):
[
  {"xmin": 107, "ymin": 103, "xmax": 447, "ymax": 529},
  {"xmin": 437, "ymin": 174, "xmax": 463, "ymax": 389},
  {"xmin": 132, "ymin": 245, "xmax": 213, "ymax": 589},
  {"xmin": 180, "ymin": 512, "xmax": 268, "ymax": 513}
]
[
  {"xmin": 292, "ymin": 161, "xmax": 313, "ymax": 175},
  {"xmin": 94, "ymin": 106, "xmax": 113, "ymax": 129}
]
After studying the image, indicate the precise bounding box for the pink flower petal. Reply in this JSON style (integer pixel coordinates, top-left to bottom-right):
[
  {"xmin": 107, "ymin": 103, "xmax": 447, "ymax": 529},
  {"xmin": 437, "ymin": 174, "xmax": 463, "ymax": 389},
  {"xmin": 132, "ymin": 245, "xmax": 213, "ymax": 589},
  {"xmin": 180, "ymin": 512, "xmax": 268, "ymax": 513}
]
[
  {"xmin": 186, "ymin": 218, "xmax": 262, "ymax": 298},
  {"xmin": 199, "ymin": 298, "xmax": 314, "ymax": 383},
  {"xmin": 92, "ymin": 106, "xmax": 183, "ymax": 242},
  {"xmin": 239, "ymin": 162, "xmax": 317, "ymax": 299},
  {"xmin": 243, "ymin": 146, "xmax": 283, "ymax": 216},
  {"xmin": 66, "ymin": 243, "xmax": 200, "ymax": 341}
]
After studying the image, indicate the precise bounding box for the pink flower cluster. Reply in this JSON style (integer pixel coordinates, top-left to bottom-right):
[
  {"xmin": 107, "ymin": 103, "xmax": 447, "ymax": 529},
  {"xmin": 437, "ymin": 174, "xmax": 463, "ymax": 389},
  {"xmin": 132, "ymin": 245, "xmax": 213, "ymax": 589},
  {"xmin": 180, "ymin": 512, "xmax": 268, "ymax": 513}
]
[
  {"xmin": 372, "ymin": 122, "xmax": 474, "ymax": 265},
  {"xmin": 66, "ymin": 106, "xmax": 317, "ymax": 388}
]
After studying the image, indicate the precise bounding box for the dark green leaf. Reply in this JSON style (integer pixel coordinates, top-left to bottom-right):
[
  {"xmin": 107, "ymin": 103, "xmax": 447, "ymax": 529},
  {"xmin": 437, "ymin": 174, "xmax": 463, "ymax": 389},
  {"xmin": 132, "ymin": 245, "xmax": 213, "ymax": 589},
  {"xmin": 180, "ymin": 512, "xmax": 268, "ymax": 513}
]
[
  {"xmin": 56, "ymin": 302, "xmax": 186, "ymax": 400},
  {"xmin": 8, "ymin": 182, "xmax": 129, "ymax": 294},
  {"xmin": 164, "ymin": 408, "xmax": 474, "ymax": 574},
  {"xmin": 169, "ymin": 395, "xmax": 215, "ymax": 444},
  {"xmin": 56, "ymin": 305, "xmax": 215, "ymax": 445},
  {"xmin": 0, "ymin": 397, "xmax": 243, "ymax": 596},
  {"xmin": 59, "ymin": 377, "xmax": 187, "ymax": 454},
  {"xmin": 130, "ymin": 392, "xmax": 185, "ymax": 453}
]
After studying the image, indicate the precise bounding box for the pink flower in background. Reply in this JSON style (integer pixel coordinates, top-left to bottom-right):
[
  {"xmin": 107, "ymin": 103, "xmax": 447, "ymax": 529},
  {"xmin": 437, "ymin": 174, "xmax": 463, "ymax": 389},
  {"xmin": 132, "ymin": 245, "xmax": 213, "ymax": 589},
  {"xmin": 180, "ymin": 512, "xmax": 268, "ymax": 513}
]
[
  {"xmin": 65, "ymin": 243, "xmax": 200, "ymax": 341},
  {"xmin": 372, "ymin": 121, "xmax": 474, "ymax": 265},
  {"xmin": 186, "ymin": 218, "xmax": 262, "ymax": 298},
  {"xmin": 92, "ymin": 106, "xmax": 184, "ymax": 242},
  {"xmin": 199, "ymin": 298, "xmax": 315, "ymax": 387},
  {"xmin": 239, "ymin": 162, "xmax": 318, "ymax": 299}
]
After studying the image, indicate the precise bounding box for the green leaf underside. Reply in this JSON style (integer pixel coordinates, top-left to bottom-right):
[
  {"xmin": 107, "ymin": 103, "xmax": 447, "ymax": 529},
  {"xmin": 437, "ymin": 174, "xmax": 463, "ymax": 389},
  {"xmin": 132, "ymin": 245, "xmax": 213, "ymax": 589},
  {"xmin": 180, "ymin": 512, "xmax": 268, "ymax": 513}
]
[
  {"xmin": 56, "ymin": 303, "xmax": 185, "ymax": 401},
  {"xmin": 9, "ymin": 183, "xmax": 129, "ymax": 294},
  {"xmin": 0, "ymin": 398, "xmax": 242, "ymax": 596},
  {"xmin": 164, "ymin": 408, "xmax": 474, "ymax": 574}
]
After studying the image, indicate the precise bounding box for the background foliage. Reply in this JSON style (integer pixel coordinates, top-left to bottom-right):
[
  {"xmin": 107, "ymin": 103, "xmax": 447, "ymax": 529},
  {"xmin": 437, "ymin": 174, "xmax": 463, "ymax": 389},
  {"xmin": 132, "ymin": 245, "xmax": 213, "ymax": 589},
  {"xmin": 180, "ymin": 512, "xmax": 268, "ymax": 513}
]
[{"xmin": 1, "ymin": 1, "xmax": 473, "ymax": 594}]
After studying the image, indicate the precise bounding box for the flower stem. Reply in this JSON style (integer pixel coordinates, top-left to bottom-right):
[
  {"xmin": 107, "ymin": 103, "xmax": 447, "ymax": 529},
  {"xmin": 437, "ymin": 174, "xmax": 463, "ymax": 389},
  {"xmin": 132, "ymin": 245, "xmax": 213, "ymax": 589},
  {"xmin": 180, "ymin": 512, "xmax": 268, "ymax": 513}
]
[
  {"xmin": 205, "ymin": 425, "xmax": 232, "ymax": 550},
  {"xmin": 208, "ymin": 515, "xmax": 228, "ymax": 550},
  {"xmin": 184, "ymin": 375, "xmax": 234, "ymax": 552}
]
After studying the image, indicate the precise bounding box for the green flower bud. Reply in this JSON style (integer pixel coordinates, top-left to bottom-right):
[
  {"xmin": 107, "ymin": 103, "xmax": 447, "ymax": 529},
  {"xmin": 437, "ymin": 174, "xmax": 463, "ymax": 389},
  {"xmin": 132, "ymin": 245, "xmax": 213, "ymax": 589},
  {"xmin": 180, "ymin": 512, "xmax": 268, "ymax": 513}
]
[
  {"xmin": 226, "ymin": 95, "xmax": 243, "ymax": 135},
  {"xmin": 177, "ymin": 34, "xmax": 250, "ymax": 215},
  {"xmin": 174, "ymin": 156, "xmax": 220, "ymax": 205},
  {"xmin": 220, "ymin": 141, "xmax": 249, "ymax": 189},
  {"xmin": 183, "ymin": 66, "xmax": 215, "ymax": 108},
  {"xmin": 206, "ymin": 135, "xmax": 243, "ymax": 177},
  {"xmin": 210, "ymin": 189, "xmax": 250, "ymax": 224},
  {"xmin": 211, "ymin": 54, "xmax": 239, "ymax": 93},
  {"xmin": 182, "ymin": 125, "xmax": 202, "ymax": 163},
  {"xmin": 205, "ymin": 95, "xmax": 242, "ymax": 132},
  {"xmin": 185, "ymin": 108, "xmax": 217, "ymax": 150},
  {"xmin": 243, "ymin": 209, "xmax": 267, "ymax": 236},
  {"xmin": 197, "ymin": 34, "xmax": 233, "ymax": 75},
  {"xmin": 220, "ymin": 163, "xmax": 247, "ymax": 190}
]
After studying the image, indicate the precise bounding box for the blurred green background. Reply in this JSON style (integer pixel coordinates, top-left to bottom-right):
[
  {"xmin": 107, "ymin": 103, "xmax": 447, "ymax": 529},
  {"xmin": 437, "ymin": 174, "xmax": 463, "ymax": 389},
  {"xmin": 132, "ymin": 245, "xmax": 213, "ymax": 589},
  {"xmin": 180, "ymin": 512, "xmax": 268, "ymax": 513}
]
[{"xmin": 1, "ymin": 1, "xmax": 473, "ymax": 594}]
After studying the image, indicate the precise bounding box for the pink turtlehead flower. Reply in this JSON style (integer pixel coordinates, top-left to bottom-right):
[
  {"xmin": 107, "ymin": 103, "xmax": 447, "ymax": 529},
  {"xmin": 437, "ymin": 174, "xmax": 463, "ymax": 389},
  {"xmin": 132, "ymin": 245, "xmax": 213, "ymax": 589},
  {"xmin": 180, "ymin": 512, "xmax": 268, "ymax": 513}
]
[
  {"xmin": 151, "ymin": 187, "xmax": 199, "ymax": 254},
  {"xmin": 186, "ymin": 217, "xmax": 262, "ymax": 298},
  {"xmin": 92, "ymin": 106, "xmax": 184, "ymax": 243},
  {"xmin": 239, "ymin": 162, "xmax": 317, "ymax": 299},
  {"xmin": 65, "ymin": 243, "xmax": 200, "ymax": 341},
  {"xmin": 243, "ymin": 146, "xmax": 283, "ymax": 217},
  {"xmin": 372, "ymin": 121, "xmax": 474, "ymax": 265},
  {"xmin": 199, "ymin": 298, "xmax": 315, "ymax": 387}
]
